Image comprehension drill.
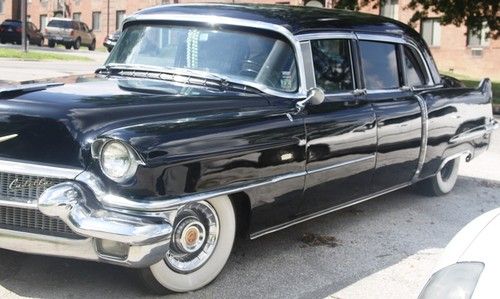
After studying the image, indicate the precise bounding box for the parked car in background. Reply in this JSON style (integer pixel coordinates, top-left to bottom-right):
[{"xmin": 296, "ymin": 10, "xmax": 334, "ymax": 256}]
[
  {"xmin": 0, "ymin": 4, "xmax": 497, "ymax": 295},
  {"xmin": 0, "ymin": 19, "xmax": 44, "ymax": 46},
  {"xmin": 420, "ymin": 208, "xmax": 500, "ymax": 299},
  {"xmin": 45, "ymin": 18, "xmax": 96, "ymax": 50},
  {"xmin": 103, "ymin": 30, "xmax": 121, "ymax": 52}
]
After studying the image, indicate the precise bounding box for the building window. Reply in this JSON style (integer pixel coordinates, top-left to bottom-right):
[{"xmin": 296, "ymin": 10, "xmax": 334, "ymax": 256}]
[
  {"xmin": 92, "ymin": 11, "xmax": 101, "ymax": 31},
  {"xmin": 54, "ymin": 11, "xmax": 63, "ymax": 17},
  {"xmin": 467, "ymin": 22, "xmax": 490, "ymax": 47},
  {"xmin": 0, "ymin": 0, "xmax": 4, "ymax": 14},
  {"xmin": 421, "ymin": 18, "xmax": 441, "ymax": 47},
  {"xmin": 40, "ymin": 15, "xmax": 47, "ymax": 30},
  {"xmin": 116, "ymin": 10, "xmax": 126, "ymax": 30},
  {"xmin": 380, "ymin": 0, "xmax": 398, "ymax": 20},
  {"xmin": 73, "ymin": 12, "xmax": 81, "ymax": 21}
]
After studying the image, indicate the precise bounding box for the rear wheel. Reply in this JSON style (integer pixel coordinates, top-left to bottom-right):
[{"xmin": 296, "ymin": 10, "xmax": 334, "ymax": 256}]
[
  {"xmin": 73, "ymin": 38, "xmax": 81, "ymax": 50},
  {"xmin": 88, "ymin": 39, "xmax": 96, "ymax": 51},
  {"xmin": 64, "ymin": 43, "xmax": 72, "ymax": 50},
  {"xmin": 418, "ymin": 157, "xmax": 460, "ymax": 196},
  {"xmin": 48, "ymin": 40, "xmax": 55, "ymax": 48},
  {"xmin": 38, "ymin": 37, "xmax": 44, "ymax": 47},
  {"xmin": 138, "ymin": 196, "xmax": 236, "ymax": 294}
]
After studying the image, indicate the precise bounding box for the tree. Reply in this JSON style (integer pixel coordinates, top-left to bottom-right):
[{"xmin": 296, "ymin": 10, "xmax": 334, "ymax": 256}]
[{"xmin": 329, "ymin": 0, "xmax": 499, "ymax": 38}]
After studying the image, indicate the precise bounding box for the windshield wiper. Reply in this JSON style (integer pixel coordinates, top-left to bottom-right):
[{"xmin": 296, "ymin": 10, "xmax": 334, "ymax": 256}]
[{"xmin": 96, "ymin": 64, "xmax": 264, "ymax": 95}]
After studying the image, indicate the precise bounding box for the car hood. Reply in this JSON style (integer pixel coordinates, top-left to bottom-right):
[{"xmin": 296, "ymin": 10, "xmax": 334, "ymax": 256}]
[
  {"xmin": 0, "ymin": 77, "xmax": 271, "ymax": 168},
  {"xmin": 436, "ymin": 207, "xmax": 500, "ymax": 298}
]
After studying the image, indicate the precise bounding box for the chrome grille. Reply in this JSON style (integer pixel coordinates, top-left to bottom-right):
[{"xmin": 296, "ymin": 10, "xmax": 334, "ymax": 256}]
[
  {"xmin": 0, "ymin": 172, "xmax": 65, "ymax": 203},
  {"xmin": 0, "ymin": 206, "xmax": 82, "ymax": 239}
]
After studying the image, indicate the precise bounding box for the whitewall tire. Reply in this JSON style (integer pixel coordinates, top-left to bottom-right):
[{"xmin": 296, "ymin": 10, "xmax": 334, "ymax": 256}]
[
  {"xmin": 419, "ymin": 157, "xmax": 460, "ymax": 196},
  {"xmin": 139, "ymin": 196, "xmax": 236, "ymax": 294}
]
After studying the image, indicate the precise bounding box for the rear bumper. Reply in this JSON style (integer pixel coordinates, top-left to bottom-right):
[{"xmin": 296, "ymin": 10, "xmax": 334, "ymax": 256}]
[
  {"xmin": 46, "ymin": 34, "xmax": 73, "ymax": 43},
  {"xmin": 0, "ymin": 162, "xmax": 175, "ymax": 268}
]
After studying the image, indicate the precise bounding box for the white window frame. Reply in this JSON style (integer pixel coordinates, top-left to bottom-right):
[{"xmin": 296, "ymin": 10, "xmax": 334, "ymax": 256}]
[
  {"xmin": 421, "ymin": 18, "xmax": 441, "ymax": 47},
  {"xmin": 380, "ymin": 0, "xmax": 399, "ymax": 20}
]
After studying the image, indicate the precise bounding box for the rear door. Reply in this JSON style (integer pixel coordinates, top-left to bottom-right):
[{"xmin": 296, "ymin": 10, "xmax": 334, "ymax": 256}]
[
  {"xmin": 357, "ymin": 35, "xmax": 425, "ymax": 192},
  {"xmin": 300, "ymin": 35, "xmax": 377, "ymax": 213}
]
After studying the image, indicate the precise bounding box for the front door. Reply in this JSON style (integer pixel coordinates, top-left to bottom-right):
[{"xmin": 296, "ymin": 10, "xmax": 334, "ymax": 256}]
[{"xmin": 301, "ymin": 37, "xmax": 377, "ymax": 213}]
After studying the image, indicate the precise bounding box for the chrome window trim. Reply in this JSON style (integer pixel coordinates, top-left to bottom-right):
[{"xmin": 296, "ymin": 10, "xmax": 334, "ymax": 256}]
[
  {"xmin": 120, "ymin": 14, "xmax": 308, "ymax": 99},
  {"xmin": 356, "ymin": 33, "xmax": 435, "ymax": 88},
  {"xmin": 0, "ymin": 158, "xmax": 83, "ymax": 179},
  {"xmin": 307, "ymin": 155, "xmax": 375, "ymax": 174},
  {"xmin": 296, "ymin": 32, "xmax": 357, "ymax": 41}
]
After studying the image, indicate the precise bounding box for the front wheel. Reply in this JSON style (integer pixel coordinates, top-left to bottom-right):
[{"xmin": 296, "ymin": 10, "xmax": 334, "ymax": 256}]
[
  {"xmin": 73, "ymin": 38, "xmax": 81, "ymax": 50},
  {"xmin": 418, "ymin": 157, "xmax": 460, "ymax": 196},
  {"xmin": 139, "ymin": 196, "xmax": 236, "ymax": 294},
  {"xmin": 88, "ymin": 39, "xmax": 96, "ymax": 51}
]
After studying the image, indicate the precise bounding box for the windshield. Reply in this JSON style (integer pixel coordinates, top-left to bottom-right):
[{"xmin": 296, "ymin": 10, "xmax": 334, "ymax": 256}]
[
  {"xmin": 47, "ymin": 20, "xmax": 73, "ymax": 28},
  {"xmin": 106, "ymin": 24, "xmax": 298, "ymax": 93}
]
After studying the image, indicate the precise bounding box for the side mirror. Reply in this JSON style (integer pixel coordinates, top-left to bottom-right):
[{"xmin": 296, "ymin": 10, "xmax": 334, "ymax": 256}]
[{"xmin": 295, "ymin": 87, "xmax": 325, "ymax": 114}]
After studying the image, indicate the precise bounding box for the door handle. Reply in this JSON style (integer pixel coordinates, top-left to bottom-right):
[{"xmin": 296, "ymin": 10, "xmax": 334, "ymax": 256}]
[{"xmin": 352, "ymin": 89, "xmax": 367, "ymax": 96}]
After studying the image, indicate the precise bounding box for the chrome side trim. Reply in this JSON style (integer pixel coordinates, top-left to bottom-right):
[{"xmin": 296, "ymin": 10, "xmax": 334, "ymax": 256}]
[
  {"xmin": 412, "ymin": 94, "xmax": 429, "ymax": 182},
  {"xmin": 250, "ymin": 183, "xmax": 411, "ymax": 239},
  {"xmin": 83, "ymin": 156, "xmax": 375, "ymax": 212},
  {"xmin": 438, "ymin": 151, "xmax": 472, "ymax": 172},
  {"xmin": 121, "ymin": 13, "xmax": 308, "ymax": 99},
  {"xmin": 0, "ymin": 158, "xmax": 83, "ymax": 179},
  {"xmin": 89, "ymin": 170, "xmax": 307, "ymax": 212},
  {"xmin": 306, "ymin": 155, "xmax": 375, "ymax": 175},
  {"xmin": 296, "ymin": 32, "xmax": 357, "ymax": 41},
  {"xmin": 449, "ymin": 120, "xmax": 498, "ymax": 144}
]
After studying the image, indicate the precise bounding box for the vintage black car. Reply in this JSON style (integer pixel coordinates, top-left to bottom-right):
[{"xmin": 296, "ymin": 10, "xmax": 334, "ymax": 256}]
[{"xmin": 0, "ymin": 4, "xmax": 497, "ymax": 294}]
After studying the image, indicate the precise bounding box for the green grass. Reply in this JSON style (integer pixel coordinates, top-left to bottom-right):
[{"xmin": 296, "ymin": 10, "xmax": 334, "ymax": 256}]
[
  {"xmin": 442, "ymin": 71, "xmax": 500, "ymax": 104},
  {"xmin": 0, "ymin": 48, "xmax": 92, "ymax": 61}
]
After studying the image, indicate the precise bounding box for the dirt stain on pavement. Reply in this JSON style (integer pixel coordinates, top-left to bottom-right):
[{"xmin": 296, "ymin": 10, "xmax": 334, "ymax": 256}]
[{"xmin": 300, "ymin": 233, "xmax": 340, "ymax": 248}]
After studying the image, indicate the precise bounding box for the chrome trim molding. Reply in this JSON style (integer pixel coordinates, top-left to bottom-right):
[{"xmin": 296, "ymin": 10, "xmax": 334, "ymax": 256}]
[
  {"xmin": 81, "ymin": 156, "xmax": 374, "ymax": 212},
  {"xmin": 412, "ymin": 94, "xmax": 429, "ymax": 182},
  {"xmin": 0, "ymin": 228, "xmax": 170, "ymax": 268},
  {"xmin": 307, "ymin": 155, "xmax": 375, "ymax": 175},
  {"xmin": 296, "ymin": 32, "xmax": 357, "ymax": 41},
  {"xmin": 0, "ymin": 158, "xmax": 83, "ymax": 179},
  {"xmin": 449, "ymin": 120, "xmax": 498, "ymax": 144},
  {"xmin": 0, "ymin": 199, "xmax": 37, "ymax": 209},
  {"xmin": 438, "ymin": 151, "xmax": 472, "ymax": 172},
  {"xmin": 250, "ymin": 183, "xmax": 411, "ymax": 239},
  {"xmin": 38, "ymin": 182, "xmax": 173, "ymax": 245},
  {"xmin": 121, "ymin": 13, "xmax": 308, "ymax": 99}
]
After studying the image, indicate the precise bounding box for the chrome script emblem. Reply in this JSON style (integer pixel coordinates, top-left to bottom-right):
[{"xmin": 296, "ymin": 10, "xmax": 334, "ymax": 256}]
[
  {"xmin": 0, "ymin": 134, "xmax": 18, "ymax": 143},
  {"xmin": 8, "ymin": 177, "xmax": 52, "ymax": 192}
]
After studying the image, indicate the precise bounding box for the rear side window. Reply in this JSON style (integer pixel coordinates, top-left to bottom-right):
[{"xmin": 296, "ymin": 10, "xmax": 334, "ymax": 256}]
[
  {"xmin": 47, "ymin": 20, "xmax": 73, "ymax": 29},
  {"xmin": 359, "ymin": 41, "xmax": 400, "ymax": 90},
  {"xmin": 403, "ymin": 46, "xmax": 427, "ymax": 87},
  {"xmin": 311, "ymin": 39, "xmax": 354, "ymax": 93}
]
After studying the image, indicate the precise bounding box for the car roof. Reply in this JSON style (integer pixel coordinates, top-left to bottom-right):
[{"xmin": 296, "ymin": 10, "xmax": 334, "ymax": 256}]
[
  {"xmin": 48, "ymin": 18, "xmax": 74, "ymax": 22},
  {"xmin": 135, "ymin": 3, "xmax": 416, "ymax": 38}
]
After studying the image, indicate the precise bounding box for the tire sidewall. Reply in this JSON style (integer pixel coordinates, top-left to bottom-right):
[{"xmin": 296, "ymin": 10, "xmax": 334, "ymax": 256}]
[
  {"xmin": 149, "ymin": 196, "xmax": 236, "ymax": 293},
  {"xmin": 436, "ymin": 158, "xmax": 460, "ymax": 194}
]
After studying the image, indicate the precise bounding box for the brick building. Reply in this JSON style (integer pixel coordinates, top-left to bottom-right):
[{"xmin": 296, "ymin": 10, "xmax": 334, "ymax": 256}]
[{"xmin": 0, "ymin": 0, "xmax": 498, "ymax": 79}]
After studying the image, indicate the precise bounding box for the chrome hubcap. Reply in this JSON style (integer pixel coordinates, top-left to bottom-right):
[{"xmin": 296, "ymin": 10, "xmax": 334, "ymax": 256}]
[
  {"xmin": 165, "ymin": 201, "xmax": 219, "ymax": 273},
  {"xmin": 440, "ymin": 159, "xmax": 455, "ymax": 181}
]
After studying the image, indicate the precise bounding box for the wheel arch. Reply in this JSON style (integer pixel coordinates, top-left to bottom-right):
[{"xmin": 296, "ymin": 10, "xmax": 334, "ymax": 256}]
[{"xmin": 228, "ymin": 192, "xmax": 251, "ymax": 239}]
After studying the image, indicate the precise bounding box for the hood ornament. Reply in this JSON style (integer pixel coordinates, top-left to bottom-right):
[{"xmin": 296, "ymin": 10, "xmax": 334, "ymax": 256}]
[{"xmin": 0, "ymin": 134, "xmax": 18, "ymax": 143}]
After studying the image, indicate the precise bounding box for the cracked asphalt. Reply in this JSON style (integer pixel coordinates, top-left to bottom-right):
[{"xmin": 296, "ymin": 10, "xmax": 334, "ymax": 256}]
[{"xmin": 0, "ymin": 122, "xmax": 498, "ymax": 299}]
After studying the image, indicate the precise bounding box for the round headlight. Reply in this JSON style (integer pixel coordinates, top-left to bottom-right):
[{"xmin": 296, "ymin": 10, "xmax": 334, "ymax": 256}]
[{"xmin": 99, "ymin": 141, "xmax": 138, "ymax": 182}]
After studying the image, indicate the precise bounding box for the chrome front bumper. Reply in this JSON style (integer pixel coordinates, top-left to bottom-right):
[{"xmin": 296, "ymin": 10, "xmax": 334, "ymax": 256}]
[{"xmin": 0, "ymin": 170, "xmax": 175, "ymax": 268}]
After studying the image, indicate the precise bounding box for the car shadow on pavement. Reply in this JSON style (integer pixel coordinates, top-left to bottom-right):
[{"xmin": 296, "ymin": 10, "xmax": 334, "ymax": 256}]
[{"xmin": 0, "ymin": 177, "xmax": 498, "ymax": 298}]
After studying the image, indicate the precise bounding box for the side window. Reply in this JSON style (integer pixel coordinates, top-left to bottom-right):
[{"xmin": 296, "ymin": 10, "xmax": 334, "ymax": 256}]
[
  {"xmin": 311, "ymin": 39, "xmax": 354, "ymax": 93},
  {"xmin": 359, "ymin": 40, "xmax": 400, "ymax": 90},
  {"xmin": 403, "ymin": 46, "xmax": 427, "ymax": 87}
]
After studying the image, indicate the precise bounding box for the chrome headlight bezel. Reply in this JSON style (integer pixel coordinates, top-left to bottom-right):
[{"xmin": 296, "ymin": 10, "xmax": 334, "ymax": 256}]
[{"xmin": 93, "ymin": 139, "xmax": 143, "ymax": 183}]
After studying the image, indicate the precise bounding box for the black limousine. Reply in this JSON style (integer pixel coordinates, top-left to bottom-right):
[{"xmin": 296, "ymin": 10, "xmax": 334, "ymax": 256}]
[{"xmin": 0, "ymin": 4, "xmax": 497, "ymax": 294}]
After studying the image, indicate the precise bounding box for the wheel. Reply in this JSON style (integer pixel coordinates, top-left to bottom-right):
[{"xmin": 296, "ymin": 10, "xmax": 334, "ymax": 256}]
[
  {"xmin": 88, "ymin": 39, "xmax": 96, "ymax": 51},
  {"xmin": 38, "ymin": 37, "xmax": 44, "ymax": 47},
  {"xmin": 65, "ymin": 43, "xmax": 72, "ymax": 50},
  {"xmin": 107, "ymin": 47, "xmax": 112, "ymax": 53},
  {"xmin": 48, "ymin": 40, "xmax": 55, "ymax": 48},
  {"xmin": 73, "ymin": 38, "xmax": 81, "ymax": 50},
  {"xmin": 138, "ymin": 196, "xmax": 236, "ymax": 294},
  {"xmin": 418, "ymin": 157, "xmax": 460, "ymax": 196}
]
